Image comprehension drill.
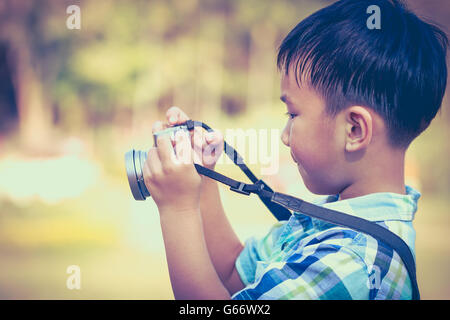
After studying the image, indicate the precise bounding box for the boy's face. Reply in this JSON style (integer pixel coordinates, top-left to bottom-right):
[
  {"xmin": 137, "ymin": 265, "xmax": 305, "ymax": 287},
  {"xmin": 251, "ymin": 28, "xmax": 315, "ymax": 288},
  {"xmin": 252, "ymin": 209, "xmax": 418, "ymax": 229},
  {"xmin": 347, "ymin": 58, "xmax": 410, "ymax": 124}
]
[{"xmin": 280, "ymin": 70, "xmax": 348, "ymax": 195}]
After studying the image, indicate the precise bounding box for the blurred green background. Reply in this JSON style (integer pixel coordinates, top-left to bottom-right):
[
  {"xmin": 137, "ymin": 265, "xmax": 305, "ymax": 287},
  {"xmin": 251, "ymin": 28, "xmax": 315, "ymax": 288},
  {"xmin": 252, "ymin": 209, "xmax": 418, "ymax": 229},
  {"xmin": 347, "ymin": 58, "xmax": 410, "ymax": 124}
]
[{"xmin": 0, "ymin": 0, "xmax": 449, "ymax": 299}]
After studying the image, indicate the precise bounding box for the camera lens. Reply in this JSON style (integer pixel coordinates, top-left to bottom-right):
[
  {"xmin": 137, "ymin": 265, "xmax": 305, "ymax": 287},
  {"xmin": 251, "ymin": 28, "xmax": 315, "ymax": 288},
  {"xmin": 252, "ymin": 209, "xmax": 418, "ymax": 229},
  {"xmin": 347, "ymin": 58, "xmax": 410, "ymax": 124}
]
[{"xmin": 124, "ymin": 149, "xmax": 150, "ymax": 200}]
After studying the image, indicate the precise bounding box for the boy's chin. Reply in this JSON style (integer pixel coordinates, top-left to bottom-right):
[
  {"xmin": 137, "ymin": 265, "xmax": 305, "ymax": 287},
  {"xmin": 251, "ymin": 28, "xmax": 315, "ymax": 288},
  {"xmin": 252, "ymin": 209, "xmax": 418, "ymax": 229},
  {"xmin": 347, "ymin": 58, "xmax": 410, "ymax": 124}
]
[
  {"xmin": 303, "ymin": 181, "xmax": 330, "ymax": 195},
  {"xmin": 298, "ymin": 165, "xmax": 336, "ymax": 195}
]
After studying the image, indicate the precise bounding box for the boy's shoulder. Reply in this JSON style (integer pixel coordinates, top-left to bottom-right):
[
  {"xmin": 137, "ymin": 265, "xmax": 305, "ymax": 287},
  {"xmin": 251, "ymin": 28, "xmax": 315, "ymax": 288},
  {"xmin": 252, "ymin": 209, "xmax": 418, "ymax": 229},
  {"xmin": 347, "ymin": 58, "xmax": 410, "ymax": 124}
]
[
  {"xmin": 288, "ymin": 185, "xmax": 420, "ymax": 256},
  {"xmin": 257, "ymin": 185, "xmax": 420, "ymax": 255},
  {"xmin": 234, "ymin": 186, "xmax": 420, "ymax": 299}
]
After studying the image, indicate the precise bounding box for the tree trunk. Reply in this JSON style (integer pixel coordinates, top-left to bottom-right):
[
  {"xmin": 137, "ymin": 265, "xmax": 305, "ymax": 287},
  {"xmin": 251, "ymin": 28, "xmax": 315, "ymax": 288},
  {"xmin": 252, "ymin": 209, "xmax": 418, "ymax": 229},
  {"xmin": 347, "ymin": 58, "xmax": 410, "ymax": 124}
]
[{"xmin": 4, "ymin": 12, "xmax": 52, "ymax": 154}]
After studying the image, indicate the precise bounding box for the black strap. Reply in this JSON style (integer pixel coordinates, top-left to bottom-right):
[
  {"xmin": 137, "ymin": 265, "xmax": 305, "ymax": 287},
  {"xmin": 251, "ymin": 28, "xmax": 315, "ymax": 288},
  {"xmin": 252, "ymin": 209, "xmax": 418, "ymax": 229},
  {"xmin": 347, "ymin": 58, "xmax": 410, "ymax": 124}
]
[{"xmin": 182, "ymin": 120, "xmax": 420, "ymax": 300}]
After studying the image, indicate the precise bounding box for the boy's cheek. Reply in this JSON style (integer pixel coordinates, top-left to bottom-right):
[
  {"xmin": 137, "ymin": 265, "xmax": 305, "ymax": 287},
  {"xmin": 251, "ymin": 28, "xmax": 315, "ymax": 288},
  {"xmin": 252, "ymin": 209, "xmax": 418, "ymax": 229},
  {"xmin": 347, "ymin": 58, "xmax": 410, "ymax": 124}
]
[{"xmin": 292, "ymin": 140, "xmax": 336, "ymax": 177}]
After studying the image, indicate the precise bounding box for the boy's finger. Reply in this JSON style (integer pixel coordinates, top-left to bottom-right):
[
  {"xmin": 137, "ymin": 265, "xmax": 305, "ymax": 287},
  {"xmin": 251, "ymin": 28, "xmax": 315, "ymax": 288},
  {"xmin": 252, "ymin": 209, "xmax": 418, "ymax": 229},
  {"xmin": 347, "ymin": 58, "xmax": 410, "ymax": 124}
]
[
  {"xmin": 192, "ymin": 127, "xmax": 206, "ymax": 148},
  {"xmin": 191, "ymin": 127, "xmax": 205, "ymax": 165},
  {"xmin": 174, "ymin": 130, "xmax": 193, "ymax": 164},
  {"xmin": 206, "ymin": 130, "xmax": 224, "ymax": 147},
  {"xmin": 152, "ymin": 121, "xmax": 168, "ymax": 135},
  {"xmin": 142, "ymin": 163, "xmax": 154, "ymax": 192},
  {"xmin": 157, "ymin": 136, "xmax": 177, "ymax": 168},
  {"xmin": 146, "ymin": 147, "xmax": 162, "ymax": 176},
  {"xmin": 166, "ymin": 106, "xmax": 190, "ymax": 125}
]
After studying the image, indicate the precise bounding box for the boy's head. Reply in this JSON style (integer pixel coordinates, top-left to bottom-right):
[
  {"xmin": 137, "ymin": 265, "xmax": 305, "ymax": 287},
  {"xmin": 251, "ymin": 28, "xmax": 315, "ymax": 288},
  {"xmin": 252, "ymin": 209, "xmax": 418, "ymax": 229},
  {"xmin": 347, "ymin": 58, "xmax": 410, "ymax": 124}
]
[{"xmin": 278, "ymin": 0, "xmax": 448, "ymax": 195}]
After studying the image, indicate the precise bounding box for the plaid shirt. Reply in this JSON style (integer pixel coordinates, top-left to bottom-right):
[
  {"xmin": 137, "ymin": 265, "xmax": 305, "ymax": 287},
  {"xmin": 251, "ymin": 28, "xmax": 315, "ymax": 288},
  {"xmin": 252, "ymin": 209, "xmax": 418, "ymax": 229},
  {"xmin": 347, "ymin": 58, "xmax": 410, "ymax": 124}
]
[{"xmin": 231, "ymin": 185, "xmax": 420, "ymax": 300}]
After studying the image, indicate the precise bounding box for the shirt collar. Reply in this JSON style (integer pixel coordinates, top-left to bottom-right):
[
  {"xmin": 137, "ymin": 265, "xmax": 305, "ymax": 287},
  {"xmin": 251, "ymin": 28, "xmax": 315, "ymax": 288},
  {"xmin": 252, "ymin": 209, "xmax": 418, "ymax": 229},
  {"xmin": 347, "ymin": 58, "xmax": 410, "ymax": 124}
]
[{"xmin": 294, "ymin": 185, "xmax": 421, "ymax": 226}]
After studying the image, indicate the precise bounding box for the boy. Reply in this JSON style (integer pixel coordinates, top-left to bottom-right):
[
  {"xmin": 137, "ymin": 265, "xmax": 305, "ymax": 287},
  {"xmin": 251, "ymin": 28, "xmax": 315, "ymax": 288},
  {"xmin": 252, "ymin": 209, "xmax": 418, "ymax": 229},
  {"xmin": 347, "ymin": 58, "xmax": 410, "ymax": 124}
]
[{"xmin": 142, "ymin": 0, "xmax": 448, "ymax": 299}]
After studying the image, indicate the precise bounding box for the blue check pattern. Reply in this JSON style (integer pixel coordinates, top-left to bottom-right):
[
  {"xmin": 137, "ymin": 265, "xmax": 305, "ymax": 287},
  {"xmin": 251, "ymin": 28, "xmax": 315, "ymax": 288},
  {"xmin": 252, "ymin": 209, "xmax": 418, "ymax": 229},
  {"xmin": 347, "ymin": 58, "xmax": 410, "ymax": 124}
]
[{"xmin": 232, "ymin": 185, "xmax": 420, "ymax": 300}]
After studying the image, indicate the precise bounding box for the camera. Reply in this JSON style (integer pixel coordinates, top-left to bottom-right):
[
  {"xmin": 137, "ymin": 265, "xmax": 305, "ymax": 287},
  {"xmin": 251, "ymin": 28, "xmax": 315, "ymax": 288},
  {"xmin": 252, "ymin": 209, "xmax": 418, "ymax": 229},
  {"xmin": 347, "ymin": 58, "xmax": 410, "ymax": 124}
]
[{"xmin": 124, "ymin": 125, "xmax": 189, "ymax": 201}]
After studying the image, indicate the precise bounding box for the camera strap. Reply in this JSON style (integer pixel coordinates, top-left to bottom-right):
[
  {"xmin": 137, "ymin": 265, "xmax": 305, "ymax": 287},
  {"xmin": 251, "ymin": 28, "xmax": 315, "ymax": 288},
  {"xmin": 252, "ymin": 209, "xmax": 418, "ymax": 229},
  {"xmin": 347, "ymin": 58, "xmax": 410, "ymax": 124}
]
[{"xmin": 182, "ymin": 120, "xmax": 420, "ymax": 300}]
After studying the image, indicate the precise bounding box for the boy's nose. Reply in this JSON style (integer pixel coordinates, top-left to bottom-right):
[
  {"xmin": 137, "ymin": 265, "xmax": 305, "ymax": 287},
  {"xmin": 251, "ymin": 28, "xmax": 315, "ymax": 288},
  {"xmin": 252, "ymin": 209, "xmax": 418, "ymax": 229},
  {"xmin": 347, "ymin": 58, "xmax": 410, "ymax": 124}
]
[{"xmin": 281, "ymin": 125, "xmax": 290, "ymax": 147}]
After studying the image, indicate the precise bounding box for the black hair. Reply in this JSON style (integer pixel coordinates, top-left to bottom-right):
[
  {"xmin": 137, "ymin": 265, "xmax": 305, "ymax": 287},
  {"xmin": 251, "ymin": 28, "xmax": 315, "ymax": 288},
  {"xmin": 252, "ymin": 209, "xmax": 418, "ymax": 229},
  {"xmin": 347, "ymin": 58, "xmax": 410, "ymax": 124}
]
[{"xmin": 277, "ymin": 0, "xmax": 448, "ymax": 148}]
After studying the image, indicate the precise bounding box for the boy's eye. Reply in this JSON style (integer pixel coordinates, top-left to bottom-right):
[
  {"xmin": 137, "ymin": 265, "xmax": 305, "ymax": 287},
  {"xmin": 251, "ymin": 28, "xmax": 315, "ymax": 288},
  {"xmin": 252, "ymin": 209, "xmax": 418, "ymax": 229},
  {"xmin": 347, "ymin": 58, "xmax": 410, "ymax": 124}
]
[{"xmin": 285, "ymin": 112, "xmax": 297, "ymax": 120}]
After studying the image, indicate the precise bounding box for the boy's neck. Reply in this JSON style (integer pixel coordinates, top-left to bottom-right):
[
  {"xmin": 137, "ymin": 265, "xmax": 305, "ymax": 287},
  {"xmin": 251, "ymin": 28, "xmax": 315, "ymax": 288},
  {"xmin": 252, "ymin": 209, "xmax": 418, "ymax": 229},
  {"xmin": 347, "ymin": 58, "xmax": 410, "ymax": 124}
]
[
  {"xmin": 339, "ymin": 180, "xmax": 406, "ymax": 200},
  {"xmin": 339, "ymin": 150, "xmax": 406, "ymax": 200}
]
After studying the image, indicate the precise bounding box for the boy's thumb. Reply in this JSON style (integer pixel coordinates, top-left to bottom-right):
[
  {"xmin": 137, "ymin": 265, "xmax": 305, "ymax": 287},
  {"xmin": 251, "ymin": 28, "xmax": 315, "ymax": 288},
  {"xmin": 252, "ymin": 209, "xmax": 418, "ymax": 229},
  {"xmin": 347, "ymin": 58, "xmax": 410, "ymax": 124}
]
[{"xmin": 206, "ymin": 131, "xmax": 222, "ymax": 143}]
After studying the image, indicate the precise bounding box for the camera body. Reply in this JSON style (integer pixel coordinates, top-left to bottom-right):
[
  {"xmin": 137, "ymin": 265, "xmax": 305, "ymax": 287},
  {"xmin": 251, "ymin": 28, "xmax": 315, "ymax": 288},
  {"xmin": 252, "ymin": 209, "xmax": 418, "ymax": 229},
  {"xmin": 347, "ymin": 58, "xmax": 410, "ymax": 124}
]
[
  {"xmin": 124, "ymin": 125, "xmax": 189, "ymax": 201},
  {"xmin": 152, "ymin": 125, "xmax": 189, "ymax": 147}
]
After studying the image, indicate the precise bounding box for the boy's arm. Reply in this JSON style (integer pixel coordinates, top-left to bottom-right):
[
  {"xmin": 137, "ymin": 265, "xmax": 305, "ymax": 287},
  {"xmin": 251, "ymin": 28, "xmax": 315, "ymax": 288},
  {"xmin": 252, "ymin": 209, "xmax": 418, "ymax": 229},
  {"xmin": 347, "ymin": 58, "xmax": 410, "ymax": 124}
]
[
  {"xmin": 199, "ymin": 175, "xmax": 246, "ymax": 294},
  {"xmin": 159, "ymin": 206, "xmax": 232, "ymax": 299},
  {"xmin": 144, "ymin": 124, "xmax": 231, "ymax": 299},
  {"xmin": 166, "ymin": 107, "xmax": 245, "ymax": 295}
]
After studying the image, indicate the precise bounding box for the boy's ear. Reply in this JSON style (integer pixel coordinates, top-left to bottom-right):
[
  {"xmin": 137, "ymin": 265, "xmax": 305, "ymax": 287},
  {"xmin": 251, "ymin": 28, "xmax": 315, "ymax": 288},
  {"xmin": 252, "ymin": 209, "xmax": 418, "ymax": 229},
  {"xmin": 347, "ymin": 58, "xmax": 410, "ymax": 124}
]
[{"xmin": 344, "ymin": 106, "xmax": 373, "ymax": 152}]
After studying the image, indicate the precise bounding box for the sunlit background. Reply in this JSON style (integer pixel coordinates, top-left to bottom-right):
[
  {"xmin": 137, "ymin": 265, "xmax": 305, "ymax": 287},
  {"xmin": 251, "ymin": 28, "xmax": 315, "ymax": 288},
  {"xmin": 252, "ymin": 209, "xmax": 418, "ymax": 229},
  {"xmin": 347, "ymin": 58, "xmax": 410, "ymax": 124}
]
[{"xmin": 0, "ymin": 0, "xmax": 449, "ymax": 299}]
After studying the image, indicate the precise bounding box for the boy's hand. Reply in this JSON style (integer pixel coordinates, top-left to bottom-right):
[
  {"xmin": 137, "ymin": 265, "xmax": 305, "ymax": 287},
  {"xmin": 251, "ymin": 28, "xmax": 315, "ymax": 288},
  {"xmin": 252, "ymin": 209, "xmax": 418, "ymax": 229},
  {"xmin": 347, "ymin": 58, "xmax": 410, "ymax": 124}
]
[
  {"xmin": 166, "ymin": 106, "xmax": 224, "ymax": 170},
  {"xmin": 142, "ymin": 121, "xmax": 201, "ymax": 214}
]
